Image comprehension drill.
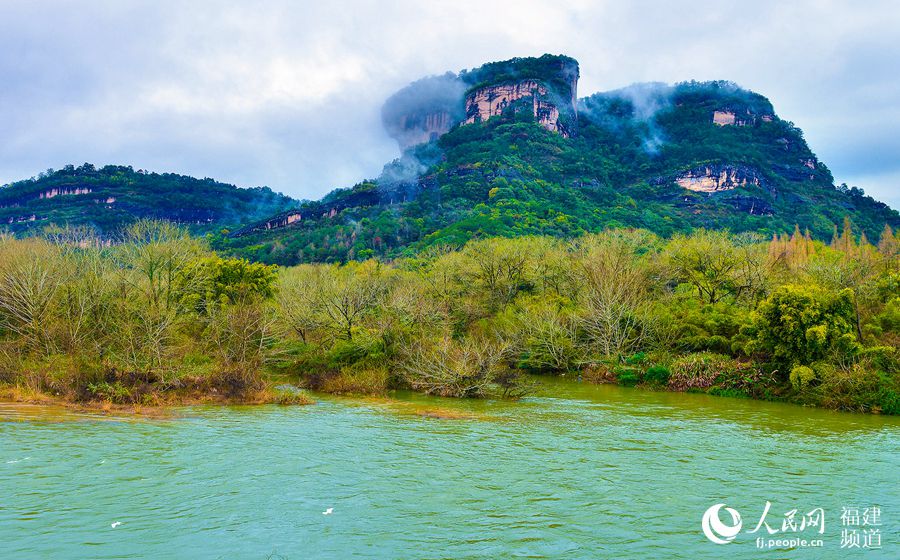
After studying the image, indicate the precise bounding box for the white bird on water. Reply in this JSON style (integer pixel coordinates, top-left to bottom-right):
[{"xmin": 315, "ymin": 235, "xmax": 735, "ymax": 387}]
[
  {"xmin": 111, "ymin": 522, "xmax": 122, "ymax": 528},
  {"xmin": 323, "ymin": 508, "xmax": 333, "ymax": 515}
]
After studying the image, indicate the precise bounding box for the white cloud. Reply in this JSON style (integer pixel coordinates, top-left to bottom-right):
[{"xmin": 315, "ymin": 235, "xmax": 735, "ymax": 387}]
[{"xmin": 0, "ymin": 0, "xmax": 897, "ymax": 208}]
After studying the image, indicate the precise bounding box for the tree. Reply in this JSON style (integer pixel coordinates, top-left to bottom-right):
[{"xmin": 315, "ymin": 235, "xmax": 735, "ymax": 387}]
[
  {"xmin": 577, "ymin": 231, "xmax": 654, "ymax": 357},
  {"xmin": 0, "ymin": 239, "xmax": 63, "ymax": 353},
  {"xmin": 112, "ymin": 220, "xmax": 208, "ymax": 373},
  {"xmin": 750, "ymin": 284, "xmax": 858, "ymax": 367},
  {"xmin": 666, "ymin": 230, "xmax": 743, "ymax": 304},
  {"xmin": 314, "ymin": 261, "xmax": 388, "ymax": 341}
]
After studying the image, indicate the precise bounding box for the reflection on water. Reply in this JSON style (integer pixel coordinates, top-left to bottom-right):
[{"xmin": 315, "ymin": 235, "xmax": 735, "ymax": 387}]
[{"xmin": 1, "ymin": 378, "xmax": 897, "ymax": 559}]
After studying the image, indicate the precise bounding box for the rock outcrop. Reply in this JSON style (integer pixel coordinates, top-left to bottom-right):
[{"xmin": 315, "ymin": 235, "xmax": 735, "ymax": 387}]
[
  {"xmin": 381, "ymin": 73, "xmax": 466, "ymax": 152},
  {"xmin": 462, "ymin": 55, "xmax": 579, "ymax": 136},
  {"xmin": 40, "ymin": 186, "xmax": 92, "ymax": 199},
  {"xmin": 382, "ymin": 55, "xmax": 579, "ymax": 150},
  {"xmin": 712, "ymin": 108, "xmax": 774, "ymax": 127},
  {"xmin": 668, "ymin": 164, "xmax": 764, "ymax": 193},
  {"xmin": 464, "ymin": 80, "xmax": 571, "ymax": 135}
]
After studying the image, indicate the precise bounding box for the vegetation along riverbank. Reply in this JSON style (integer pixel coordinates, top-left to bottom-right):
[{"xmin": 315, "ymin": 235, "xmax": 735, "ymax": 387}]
[{"xmin": 0, "ymin": 220, "xmax": 897, "ymax": 414}]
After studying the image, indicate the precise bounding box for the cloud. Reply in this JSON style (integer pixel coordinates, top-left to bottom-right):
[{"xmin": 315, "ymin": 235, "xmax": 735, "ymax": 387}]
[{"xmin": 0, "ymin": 0, "xmax": 898, "ymax": 208}]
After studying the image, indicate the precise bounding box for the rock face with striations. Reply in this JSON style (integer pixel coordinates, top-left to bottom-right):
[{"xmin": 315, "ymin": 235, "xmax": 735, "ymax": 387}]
[
  {"xmin": 382, "ymin": 55, "xmax": 579, "ymax": 151},
  {"xmin": 381, "ymin": 73, "xmax": 466, "ymax": 152},
  {"xmin": 673, "ymin": 164, "xmax": 763, "ymax": 193},
  {"xmin": 462, "ymin": 55, "xmax": 579, "ymax": 136}
]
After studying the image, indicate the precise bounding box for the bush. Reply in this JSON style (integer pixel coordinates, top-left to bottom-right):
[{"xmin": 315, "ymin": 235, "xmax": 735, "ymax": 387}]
[
  {"xmin": 327, "ymin": 337, "xmax": 386, "ymax": 368},
  {"xmin": 86, "ymin": 381, "xmax": 132, "ymax": 403},
  {"xmin": 320, "ymin": 366, "xmax": 389, "ymax": 395},
  {"xmin": 614, "ymin": 366, "xmax": 641, "ymax": 386},
  {"xmin": 750, "ymin": 284, "xmax": 858, "ymax": 366},
  {"xmin": 399, "ymin": 336, "xmax": 524, "ymax": 398},
  {"xmin": 271, "ymin": 384, "xmax": 314, "ymax": 405},
  {"xmin": 582, "ymin": 363, "xmax": 616, "ymax": 384},
  {"xmin": 668, "ymin": 352, "xmax": 744, "ymax": 391},
  {"xmin": 644, "ymin": 365, "xmax": 671, "ymax": 385},
  {"xmin": 625, "ymin": 352, "xmax": 647, "ymax": 365},
  {"xmin": 789, "ymin": 365, "xmax": 816, "ymax": 391},
  {"xmin": 858, "ymin": 346, "xmax": 898, "ymax": 373},
  {"xmin": 810, "ymin": 363, "xmax": 887, "ymax": 412}
]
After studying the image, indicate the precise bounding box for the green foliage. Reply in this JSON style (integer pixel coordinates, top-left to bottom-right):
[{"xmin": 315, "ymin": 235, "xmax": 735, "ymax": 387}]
[
  {"xmin": 644, "ymin": 365, "xmax": 671, "ymax": 385},
  {"xmin": 613, "ymin": 366, "xmax": 641, "ymax": 387},
  {"xmin": 0, "ymin": 225, "xmax": 897, "ymax": 414},
  {"xmin": 220, "ymin": 80, "xmax": 897, "ymax": 265},
  {"xmin": 184, "ymin": 256, "xmax": 278, "ymax": 311},
  {"xmin": 668, "ymin": 352, "xmax": 747, "ymax": 391},
  {"xmin": 459, "ymin": 54, "xmax": 579, "ymax": 102},
  {"xmin": 789, "ymin": 365, "xmax": 816, "ymax": 391},
  {"xmin": 86, "ymin": 381, "xmax": 132, "ymax": 404},
  {"xmin": 0, "ymin": 163, "xmax": 296, "ymax": 236},
  {"xmin": 625, "ymin": 352, "xmax": 647, "ymax": 365},
  {"xmin": 750, "ymin": 284, "xmax": 859, "ymax": 366}
]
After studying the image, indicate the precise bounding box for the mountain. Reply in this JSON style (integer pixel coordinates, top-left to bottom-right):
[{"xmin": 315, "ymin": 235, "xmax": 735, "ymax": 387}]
[
  {"xmin": 216, "ymin": 54, "xmax": 899, "ymax": 264},
  {"xmin": 0, "ymin": 163, "xmax": 297, "ymax": 235}
]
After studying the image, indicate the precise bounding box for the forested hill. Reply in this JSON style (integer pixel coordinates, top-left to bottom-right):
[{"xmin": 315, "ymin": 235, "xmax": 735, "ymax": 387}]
[
  {"xmin": 0, "ymin": 164, "xmax": 297, "ymax": 235},
  {"xmin": 217, "ymin": 74, "xmax": 899, "ymax": 264},
  {"xmin": 4, "ymin": 56, "xmax": 898, "ymax": 262}
]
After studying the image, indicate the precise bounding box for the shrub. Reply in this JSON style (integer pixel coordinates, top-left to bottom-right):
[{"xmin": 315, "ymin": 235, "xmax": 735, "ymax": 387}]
[
  {"xmin": 644, "ymin": 365, "xmax": 671, "ymax": 385},
  {"xmin": 668, "ymin": 352, "xmax": 744, "ymax": 391},
  {"xmin": 582, "ymin": 363, "xmax": 616, "ymax": 384},
  {"xmin": 327, "ymin": 337, "xmax": 386, "ymax": 368},
  {"xmin": 86, "ymin": 381, "xmax": 132, "ymax": 403},
  {"xmin": 811, "ymin": 363, "xmax": 887, "ymax": 412},
  {"xmin": 614, "ymin": 366, "xmax": 641, "ymax": 386},
  {"xmin": 320, "ymin": 366, "xmax": 389, "ymax": 395},
  {"xmin": 399, "ymin": 336, "xmax": 524, "ymax": 398},
  {"xmin": 750, "ymin": 284, "xmax": 858, "ymax": 366},
  {"xmin": 858, "ymin": 346, "xmax": 898, "ymax": 373},
  {"xmin": 625, "ymin": 352, "xmax": 647, "ymax": 365},
  {"xmin": 271, "ymin": 384, "xmax": 314, "ymax": 405},
  {"xmin": 789, "ymin": 365, "xmax": 816, "ymax": 391}
]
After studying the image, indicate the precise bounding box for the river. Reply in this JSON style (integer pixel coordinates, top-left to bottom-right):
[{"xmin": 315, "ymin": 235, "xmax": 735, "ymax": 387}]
[{"xmin": 1, "ymin": 378, "xmax": 897, "ymax": 559}]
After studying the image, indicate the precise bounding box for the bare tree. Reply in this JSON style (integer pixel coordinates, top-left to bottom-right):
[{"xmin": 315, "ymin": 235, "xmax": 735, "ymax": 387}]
[
  {"xmin": 399, "ymin": 335, "xmax": 513, "ymax": 397},
  {"xmin": 0, "ymin": 239, "xmax": 63, "ymax": 353},
  {"xmin": 577, "ymin": 232, "xmax": 653, "ymax": 357}
]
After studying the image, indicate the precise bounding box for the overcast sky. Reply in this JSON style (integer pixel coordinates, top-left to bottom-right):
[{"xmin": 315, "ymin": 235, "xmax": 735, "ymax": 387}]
[{"xmin": 1, "ymin": 1, "xmax": 898, "ymax": 208}]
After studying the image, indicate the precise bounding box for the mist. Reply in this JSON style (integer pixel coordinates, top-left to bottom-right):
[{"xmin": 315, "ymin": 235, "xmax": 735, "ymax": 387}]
[{"xmin": 1, "ymin": 1, "xmax": 898, "ymax": 208}]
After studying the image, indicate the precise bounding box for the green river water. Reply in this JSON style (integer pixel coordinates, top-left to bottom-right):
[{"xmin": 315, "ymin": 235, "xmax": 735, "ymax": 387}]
[{"xmin": 1, "ymin": 378, "xmax": 897, "ymax": 559}]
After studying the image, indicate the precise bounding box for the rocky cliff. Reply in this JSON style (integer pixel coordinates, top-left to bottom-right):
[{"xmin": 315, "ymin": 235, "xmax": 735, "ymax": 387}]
[
  {"xmin": 382, "ymin": 55, "xmax": 579, "ymax": 151},
  {"xmin": 381, "ymin": 73, "xmax": 466, "ymax": 152},
  {"xmin": 670, "ymin": 163, "xmax": 764, "ymax": 193},
  {"xmin": 462, "ymin": 55, "xmax": 579, "ymax": 136}
]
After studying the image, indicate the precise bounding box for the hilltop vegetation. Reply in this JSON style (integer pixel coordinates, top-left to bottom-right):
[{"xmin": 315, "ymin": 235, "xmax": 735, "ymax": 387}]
[
  {"xmin": 1, "ymin": 163, "xmax": 297, "ymax": 235},
  {"xmin": 1, "ymin": 221, "xmax": 897, "ymax": 413},
  {"xmin": 219, "ymin": 81, "xmax": 898, "ymax": 265}
]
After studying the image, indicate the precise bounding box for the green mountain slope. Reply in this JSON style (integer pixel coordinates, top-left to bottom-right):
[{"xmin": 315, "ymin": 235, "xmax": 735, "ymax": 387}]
[
  {"xmin": 1, "ymin": 163, "xmax": 297, "ymax": 235},
  {"xmin": 217, "ymin": 76, "xmax": 898, "ymax": 264}
]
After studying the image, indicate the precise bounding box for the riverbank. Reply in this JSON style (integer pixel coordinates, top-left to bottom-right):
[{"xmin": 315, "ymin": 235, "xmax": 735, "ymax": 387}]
[
  {"xmin": 2, "ymin": 355, "xmax": 895, "ymax": 417},
  {"xmin": 0, "ymin": 226, "xmax": 896, "ymax": 420},
  {"xmin": 0, "ymin": 381, "xmax": 314, "ymax": 418}
]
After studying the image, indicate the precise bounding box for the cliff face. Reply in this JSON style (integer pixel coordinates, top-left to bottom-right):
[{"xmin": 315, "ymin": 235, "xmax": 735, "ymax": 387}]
[
  {"xmin": 462, "ymin": 55, "xmax": 579, "ymax": 136},
  {"xmin": 381, "ymin": 73, "xmax": 466, "ymax": 153},
  {"xmin": 673, "ymin": 164, "xmax": 763, "ymax": 193},
  {"xmin": 391, "ymin": 110, "xmax": 455, "ymax": 152},
  {"xmin": 464, "ymin": 79, "xmax": 571, "ymax": 136},
  {"xmin": 382, "ymin": 55, "xmax": 579, "ymax": 150}
]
